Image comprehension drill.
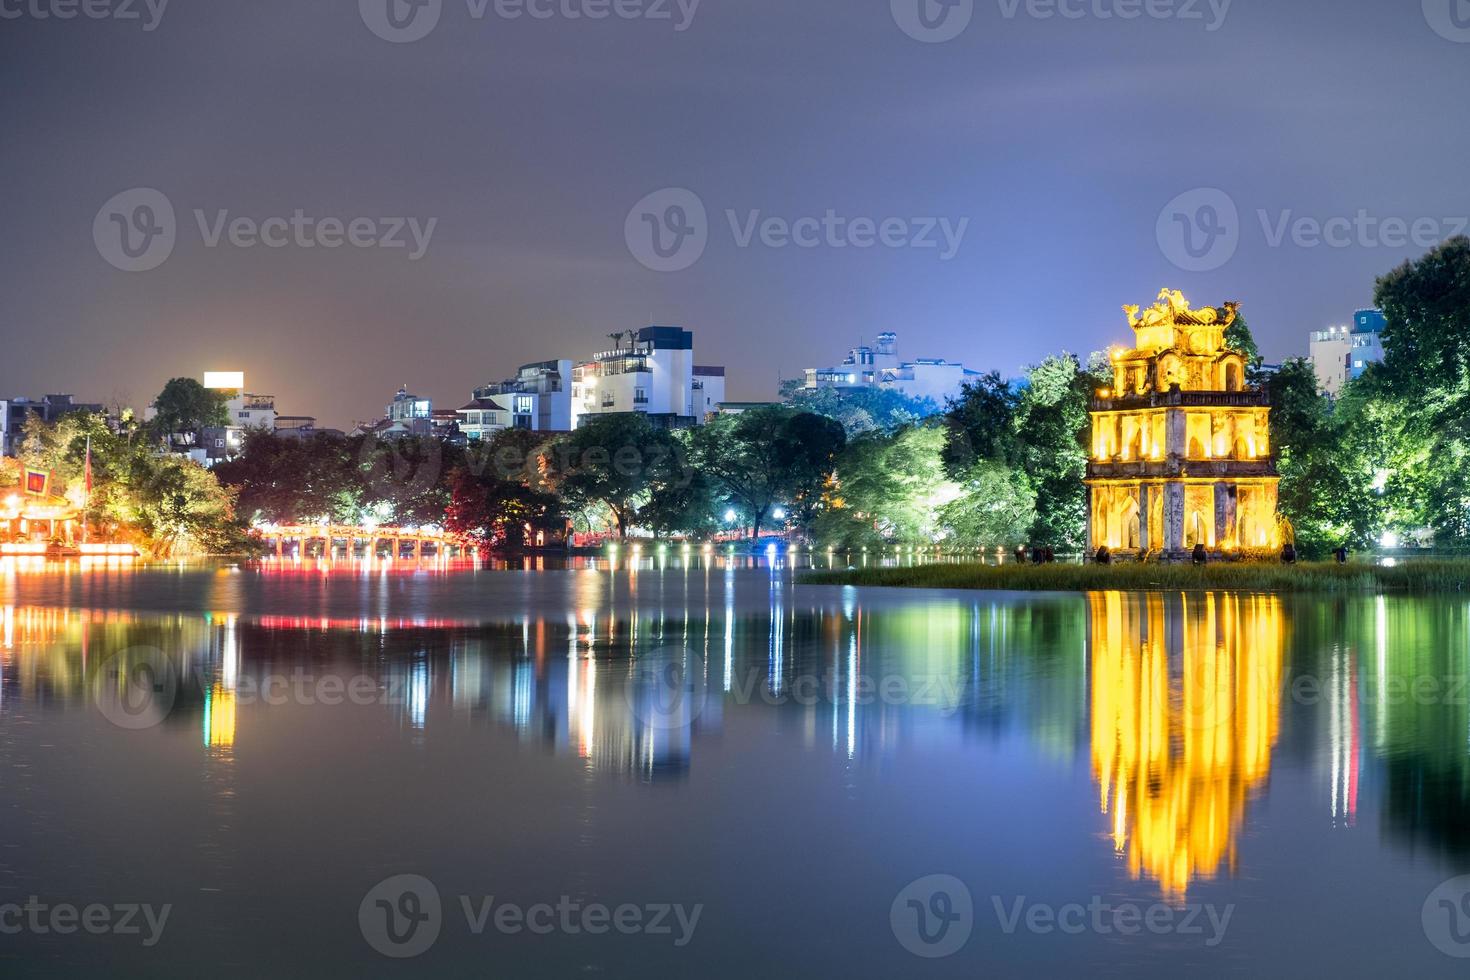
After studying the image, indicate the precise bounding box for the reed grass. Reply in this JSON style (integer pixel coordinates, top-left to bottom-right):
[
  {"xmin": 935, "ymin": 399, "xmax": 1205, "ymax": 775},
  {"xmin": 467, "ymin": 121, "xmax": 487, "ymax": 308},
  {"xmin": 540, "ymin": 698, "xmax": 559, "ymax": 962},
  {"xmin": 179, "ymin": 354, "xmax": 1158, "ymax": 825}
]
[{"xmin": 799, "ymin": 561, "xmax": 1470, "ymax": 594}]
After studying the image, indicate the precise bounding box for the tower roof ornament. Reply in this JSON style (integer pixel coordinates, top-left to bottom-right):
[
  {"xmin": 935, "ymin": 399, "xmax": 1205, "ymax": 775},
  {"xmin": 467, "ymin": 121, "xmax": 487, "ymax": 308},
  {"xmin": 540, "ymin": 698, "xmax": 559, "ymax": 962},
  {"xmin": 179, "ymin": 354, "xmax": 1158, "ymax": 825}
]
[{"xmin": 1124, "ymin": 289, "xmax": 1238, "ymax": 331}]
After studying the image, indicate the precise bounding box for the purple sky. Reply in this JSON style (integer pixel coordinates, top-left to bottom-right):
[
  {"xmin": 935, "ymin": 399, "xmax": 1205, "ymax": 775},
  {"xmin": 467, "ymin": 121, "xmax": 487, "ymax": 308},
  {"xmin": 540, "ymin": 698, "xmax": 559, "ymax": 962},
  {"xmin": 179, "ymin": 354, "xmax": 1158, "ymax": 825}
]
[{"xmin": 3, "ymin": 0, "xmax": 1468, "ymax": 427}]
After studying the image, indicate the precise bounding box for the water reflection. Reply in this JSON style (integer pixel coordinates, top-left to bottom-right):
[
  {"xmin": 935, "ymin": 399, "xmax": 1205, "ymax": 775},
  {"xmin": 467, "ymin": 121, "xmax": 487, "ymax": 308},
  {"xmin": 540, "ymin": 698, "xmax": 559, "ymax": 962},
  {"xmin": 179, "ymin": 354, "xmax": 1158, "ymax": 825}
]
[
  {"xmin": 1088, "ymin": 592, "xmax": 1284, "ymax": 902},
  {"xmin": 7, "ymin": 582, "xmax": 1470, "ymax": 912}
]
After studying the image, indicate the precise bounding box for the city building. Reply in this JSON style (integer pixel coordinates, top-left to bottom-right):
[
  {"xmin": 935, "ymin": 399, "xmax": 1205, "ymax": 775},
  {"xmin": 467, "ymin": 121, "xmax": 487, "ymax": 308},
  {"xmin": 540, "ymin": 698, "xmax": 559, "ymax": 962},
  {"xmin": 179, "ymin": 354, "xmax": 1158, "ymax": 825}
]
[
  {"xmin": 387, "ymin": 386, "xmax": 432, "ymax": 426},
  {"xmin": 1, "ymin": 395, "xmax": 106, "ymax": 456},
  {"xmin": 458, "ymin": 359, "xmax": 575, "ymax": 442},
  {"xmin": 571, "ymin": 327, "xmax": 725, "ymax": 429},
  {"xmin": 1308, "ymin": 309, "xmax": 1387, "ymax": 397},
  {"xmin": 803, "ymin": 332, "xmax": 982, "ymax": 405},
  {"xmin": 1086, "ymin": 289, "xmax": 1280, "ymax": 558}
]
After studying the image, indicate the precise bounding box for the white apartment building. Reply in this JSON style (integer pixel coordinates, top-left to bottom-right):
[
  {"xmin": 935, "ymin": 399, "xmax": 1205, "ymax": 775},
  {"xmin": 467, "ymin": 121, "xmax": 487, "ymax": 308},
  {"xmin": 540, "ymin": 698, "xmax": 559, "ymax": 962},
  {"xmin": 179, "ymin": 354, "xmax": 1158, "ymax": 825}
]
[
  {"xmin": 804, "ymin": 332, "xmax": 981, "ymax": 406},
  {"xmin": 571, "ymin": 327, "xmax": 725, "ymax": 429},
  {"xmin": 1308, "ymin": 310, "xmax": 1387, "ymax": 398},
  {"xmin": 461, "ymin": 360, "xmax": 574, "ymax": 441}
]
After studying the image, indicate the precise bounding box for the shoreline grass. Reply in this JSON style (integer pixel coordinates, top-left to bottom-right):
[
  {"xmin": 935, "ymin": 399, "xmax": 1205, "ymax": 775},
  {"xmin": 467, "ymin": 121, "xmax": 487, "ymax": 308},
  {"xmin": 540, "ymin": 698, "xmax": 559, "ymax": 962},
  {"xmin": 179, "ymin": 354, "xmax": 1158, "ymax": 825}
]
[{"xmin": 799, "ymin": 560, "xmax": 1470, "ymax": 594}]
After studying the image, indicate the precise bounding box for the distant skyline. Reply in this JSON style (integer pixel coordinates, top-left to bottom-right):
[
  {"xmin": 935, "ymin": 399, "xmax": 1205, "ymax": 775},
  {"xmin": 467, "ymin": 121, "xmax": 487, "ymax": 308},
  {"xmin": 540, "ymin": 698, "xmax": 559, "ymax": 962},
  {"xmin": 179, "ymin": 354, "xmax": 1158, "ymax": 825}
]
[{"xmin": 3, "ymin": 0, "xmax": 1469, "ymax": 427}]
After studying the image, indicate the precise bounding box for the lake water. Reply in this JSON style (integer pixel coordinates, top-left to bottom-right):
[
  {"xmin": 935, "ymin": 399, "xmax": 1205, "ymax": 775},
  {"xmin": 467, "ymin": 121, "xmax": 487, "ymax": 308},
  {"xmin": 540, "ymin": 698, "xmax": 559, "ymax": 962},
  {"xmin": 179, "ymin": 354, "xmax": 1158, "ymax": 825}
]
[{"xmin": 2, "ymin": 557, "xmax": 1469, "ymax": 977}]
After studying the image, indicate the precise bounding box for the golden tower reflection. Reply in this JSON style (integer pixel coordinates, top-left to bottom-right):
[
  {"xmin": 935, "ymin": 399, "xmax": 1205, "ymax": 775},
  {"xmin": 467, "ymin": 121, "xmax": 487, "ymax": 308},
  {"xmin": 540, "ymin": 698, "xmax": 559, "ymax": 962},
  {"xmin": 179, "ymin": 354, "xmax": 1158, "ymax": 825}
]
[{"xmin": 1089, "ymin": 591, "xmax": 1284, "ymax": 902}]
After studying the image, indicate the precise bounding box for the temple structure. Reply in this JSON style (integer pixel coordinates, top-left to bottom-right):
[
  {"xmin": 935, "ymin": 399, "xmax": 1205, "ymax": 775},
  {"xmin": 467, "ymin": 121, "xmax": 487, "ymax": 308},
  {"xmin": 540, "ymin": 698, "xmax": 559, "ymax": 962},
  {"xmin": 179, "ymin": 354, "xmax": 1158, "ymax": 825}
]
[{"xmin": 1086, "ymin": 290, "xmax": 1279, "ymax": 558}]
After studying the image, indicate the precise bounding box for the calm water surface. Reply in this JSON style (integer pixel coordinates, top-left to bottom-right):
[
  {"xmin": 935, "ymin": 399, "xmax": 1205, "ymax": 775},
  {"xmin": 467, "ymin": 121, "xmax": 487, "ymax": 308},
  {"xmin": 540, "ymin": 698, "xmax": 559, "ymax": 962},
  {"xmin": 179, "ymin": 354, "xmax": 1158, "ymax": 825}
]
[{"xmin": 2, "ymin": 557, "xmax": 1469, "ymax": 977}]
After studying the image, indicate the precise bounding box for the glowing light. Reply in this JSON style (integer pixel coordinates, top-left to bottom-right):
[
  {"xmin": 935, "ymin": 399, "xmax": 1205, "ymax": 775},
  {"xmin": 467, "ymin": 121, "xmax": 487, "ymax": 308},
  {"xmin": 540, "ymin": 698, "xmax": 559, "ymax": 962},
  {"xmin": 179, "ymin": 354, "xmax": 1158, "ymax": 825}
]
[
  {"xmin": 1380, "ymin": 531, "xmax": 1399, "ymax": 550},
  {"xmin": 724, "ymin": 509, "xmax": 738, "ymax": 523},
  {"xmin": 772, "ymin": 507, "xmax": 786, "ymax": 521}
]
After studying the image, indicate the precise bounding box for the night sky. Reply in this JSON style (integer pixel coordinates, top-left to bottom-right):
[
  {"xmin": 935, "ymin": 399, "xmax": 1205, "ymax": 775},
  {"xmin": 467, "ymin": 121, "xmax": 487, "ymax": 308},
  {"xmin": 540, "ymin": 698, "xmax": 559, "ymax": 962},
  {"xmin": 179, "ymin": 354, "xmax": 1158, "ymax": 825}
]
[{"xmin": 3, "ymin": 0, "xmax": 1468, "ymax": 427}]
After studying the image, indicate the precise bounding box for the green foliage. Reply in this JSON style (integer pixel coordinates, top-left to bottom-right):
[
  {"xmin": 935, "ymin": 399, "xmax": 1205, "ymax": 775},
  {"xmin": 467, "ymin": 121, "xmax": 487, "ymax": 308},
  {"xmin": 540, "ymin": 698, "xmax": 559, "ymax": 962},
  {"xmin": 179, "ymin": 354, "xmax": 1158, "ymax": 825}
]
[
  {"xmin": 1223, "ymin": 308, "xmax": 1262, "ymax": 370},
  {"xmin": 150, "ymin": 378, "xmax": 229, "ymax": 440},
  {"xmin": 17, "ymin": 411, "xmax": 243, "ymax": 556},
  {"xmin": 939, "ymin": 461, "xmax": 1037, "ymax": 548},
  {"xmin": 1369, "ymin": 236, "xmax": 1470, "ymax": 545},
  {"xmin": 1267, "ymin": 358, "xmax": 1378, "ymax": 557},
  {"xmin": 1013, "ymin": 353, "xmax": 1105, "ymax": 550},
  {"xmin": 543, "ymin": 414, "xmax": 683, "ymax": 538},
  {"xmin": 943, "ymin": 372, "xmax": 1021, "ymax": 470},
  {"xmin": 816, "ymin": 424, "xmax": 955, "ymax": 549},
  {"xmin": 690, "ymin": 407, "xmax": 846, "ymax": 540},
  {"xmin": 127, "ymin": 455, "xmax": 243, "ymax": 556},
  {"xmin": 779, "ymin": 379, "xmax": 939, "ymax": 436},
  {"xmin": 444, "ymin": 464, "xmax": 563, "ymax": 550}
]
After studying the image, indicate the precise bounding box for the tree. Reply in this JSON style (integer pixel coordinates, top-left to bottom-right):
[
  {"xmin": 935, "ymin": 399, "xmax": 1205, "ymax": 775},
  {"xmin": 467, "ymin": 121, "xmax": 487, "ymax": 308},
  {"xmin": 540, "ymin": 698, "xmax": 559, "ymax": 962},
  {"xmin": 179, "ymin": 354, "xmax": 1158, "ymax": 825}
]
[
  {"xmin": 1267, "ymin": 358, "xmax": 1378, "ymax": 556},
  {"xmin": 1370, "ymin": 236, "xmax": 1470, "ymax": 545},
  {"xmin": 816, "ymin": 424, "xmax": 957, "ymax": 549},
  {"xmin": 944, "ymin": 371, "xmax": 1021, "ymax": 471},
  {"xmin": 939, "ymin": 461, "xmax": 1037, "ymax": 548},
  {"xmin": 150, "ymin": 378, "xmax": 229, "ymax": 442},
  {"xmin": 128, "ymin": 455, "xmax": 242, "ymax": 557},
  {"xmin": 689, "ymin": 407, "xmax": 845, "ymax": 541},
  {"xmin": 543, "ymin": 414, "xmax": 682, "ymax": 538},
  {"xmin": 780, "ymin": 379, "xmax": 939, "ymax": 436},
  {"xmin": 1012, "ymin": 353, "xmax": 1105, "ymax": 550},
  {"xmin": 445, "ymin": 465, "xmax": 563, "ymax": 551},
  {"xmin": 1223, "ymin": 305, "xmax": 1263, "ymax": 373},
  {"xmin": 214, "ymin": 430, "xmax": 363, "ymax": 525}
]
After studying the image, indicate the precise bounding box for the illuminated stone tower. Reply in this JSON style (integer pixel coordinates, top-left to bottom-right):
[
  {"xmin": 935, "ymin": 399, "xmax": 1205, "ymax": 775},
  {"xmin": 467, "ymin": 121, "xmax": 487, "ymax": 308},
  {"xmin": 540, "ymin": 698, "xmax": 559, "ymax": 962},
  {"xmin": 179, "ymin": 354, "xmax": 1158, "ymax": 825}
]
[{"xmin": 1086, "ymin": 289, "xmax": 1279, "ymax": 558}]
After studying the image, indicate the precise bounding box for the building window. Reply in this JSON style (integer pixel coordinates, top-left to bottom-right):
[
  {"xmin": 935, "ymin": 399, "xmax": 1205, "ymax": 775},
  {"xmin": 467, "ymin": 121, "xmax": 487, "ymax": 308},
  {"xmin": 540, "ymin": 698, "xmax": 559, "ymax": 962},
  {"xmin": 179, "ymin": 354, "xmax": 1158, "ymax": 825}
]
[{"xmin": 634, "ymin": 388, "xmax": 648, "ymax": 405}]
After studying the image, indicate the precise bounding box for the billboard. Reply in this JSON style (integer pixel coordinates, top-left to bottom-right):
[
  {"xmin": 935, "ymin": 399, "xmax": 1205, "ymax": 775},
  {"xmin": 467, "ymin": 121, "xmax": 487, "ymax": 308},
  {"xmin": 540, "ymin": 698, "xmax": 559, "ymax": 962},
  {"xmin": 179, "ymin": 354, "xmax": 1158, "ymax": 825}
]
[{"xmin": 204, "ymin": 371, "xmax": 245, "ymax": 390}]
